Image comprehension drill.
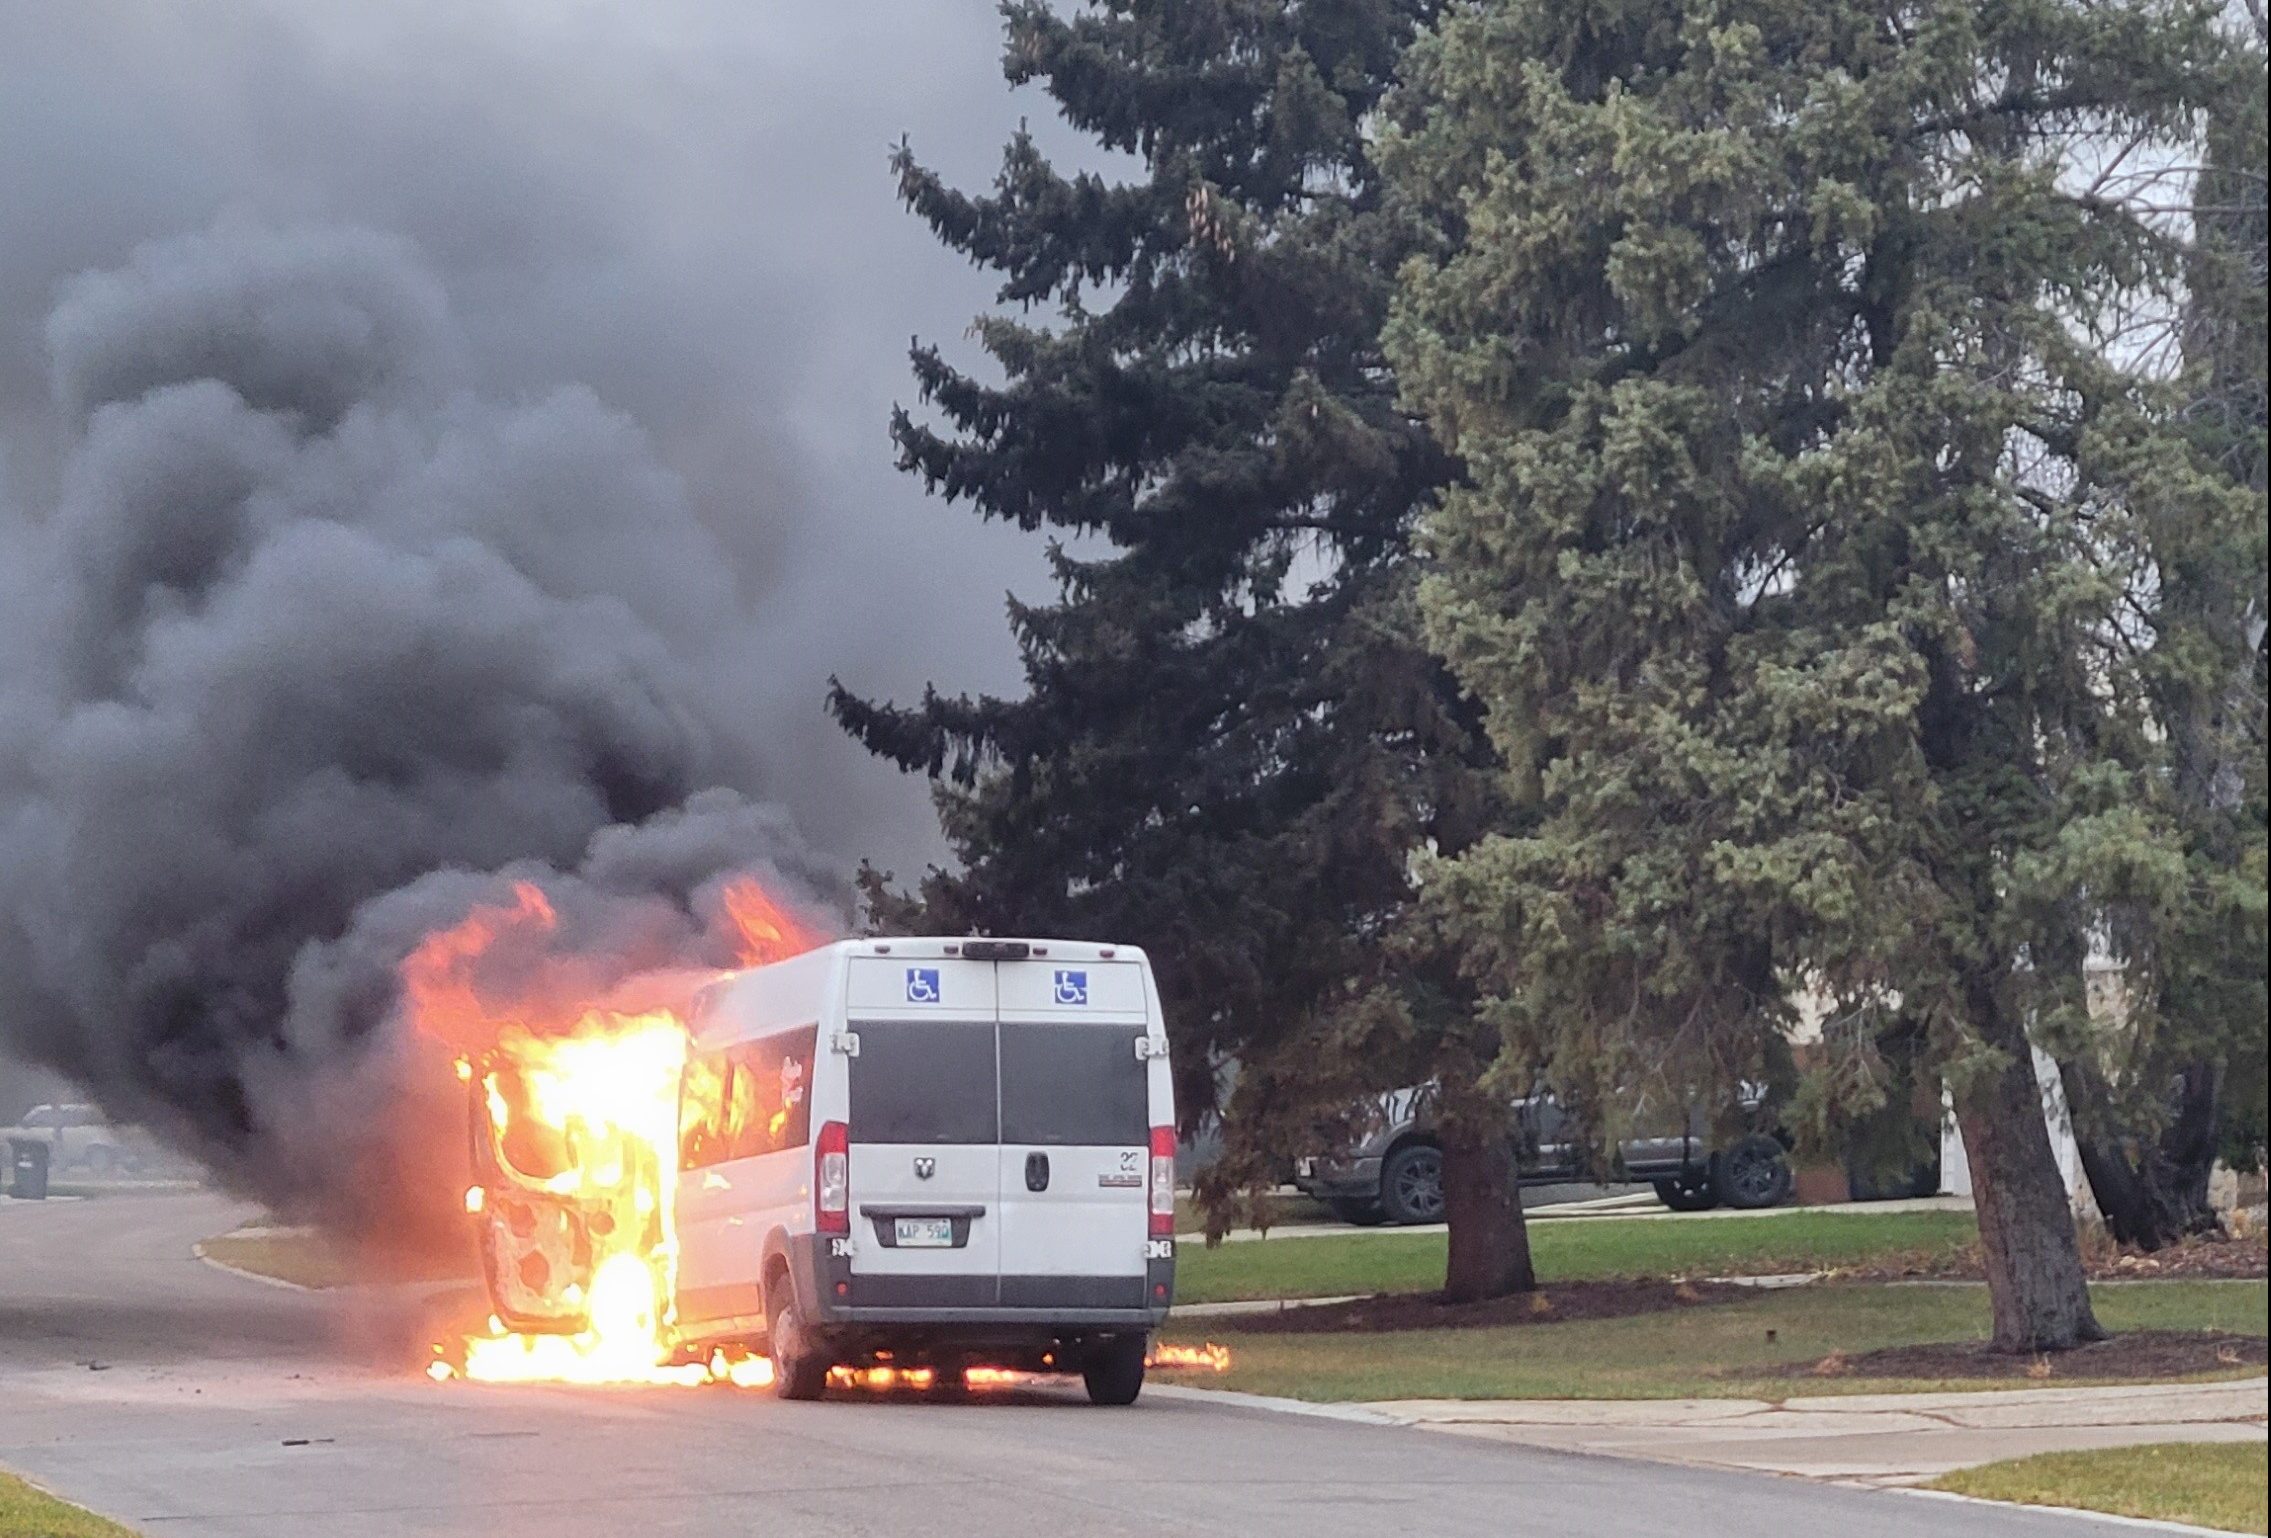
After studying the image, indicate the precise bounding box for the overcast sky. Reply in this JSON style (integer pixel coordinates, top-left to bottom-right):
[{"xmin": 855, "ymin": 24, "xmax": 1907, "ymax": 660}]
[{"xmin": 0, "ymin": 1, "xmax": 1069, "ymax": 878}]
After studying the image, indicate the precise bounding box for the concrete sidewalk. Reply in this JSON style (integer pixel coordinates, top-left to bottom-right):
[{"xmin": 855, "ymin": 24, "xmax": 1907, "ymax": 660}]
[{"xmin": 1362, "ymin": 1377, "xmax": 2270, "ymax": 1486}]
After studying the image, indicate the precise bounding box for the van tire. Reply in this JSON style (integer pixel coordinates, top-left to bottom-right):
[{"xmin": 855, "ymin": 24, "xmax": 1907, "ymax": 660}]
[
  {"xmin": 1379, "ymin": 1143, "xmax": 1446, "ymax": 1226},
  {"xmin": 1082, "ymin": 1334, "xmax": 1147, "ymax": 1406},
  {"xmin": 766, "ymin": 1282, "xmax": 829, "ymax": 1401}
]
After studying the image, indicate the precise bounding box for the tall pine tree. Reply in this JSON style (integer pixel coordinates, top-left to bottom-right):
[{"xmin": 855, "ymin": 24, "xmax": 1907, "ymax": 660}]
[
  {"xmin": 2060, "ymin": 9, "xmax": 2268, "ymax": 1249},
  {"xmin": 830, "ymin": 2, "xmax": 1532, "ymax": 1297},
  {"xmin": 1386, "ymin": 0, "xmax": 2247, "ymax": 1348}
]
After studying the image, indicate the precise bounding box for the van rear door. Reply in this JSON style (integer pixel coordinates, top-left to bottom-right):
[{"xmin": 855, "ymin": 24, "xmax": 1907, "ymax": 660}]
[
  {"xmin": 842, "ymin": 959, "xmax": 1002, "ymax": 1305},
  {"xmin": 993, "ymin": 960, "xmax": 1151, "ymax": 1310}
]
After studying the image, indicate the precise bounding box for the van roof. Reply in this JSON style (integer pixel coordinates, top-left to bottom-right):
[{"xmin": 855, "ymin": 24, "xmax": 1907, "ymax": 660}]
[
  {"xmin": 817, "ymin": 937, "xmax": 1147, "ymax": 963},
  {"xmin": 687, "ymin": 937, "xmax": 1153, "ymax": 1049}
]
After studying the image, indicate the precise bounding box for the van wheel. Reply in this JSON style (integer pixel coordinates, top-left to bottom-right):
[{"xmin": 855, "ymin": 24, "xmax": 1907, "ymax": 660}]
[
  {"xmin": 765, "ymin": 1282, "xmax": 830, "ymax": 1401},
  {"xmin": 1379, "ymin": 1144, "xmax": 1446, "ymax": 1226},
  {"xmin": 1714, "ymin": 1136, "xmax": 1793, "ymax": 1210},
  {"xmin": 1082, "ymin": 1334, "xmax": 1147, "ymax": 1406},
  {"xmin": 1652, "ymin": 1172, "xmax": 1719, "ymax": 1212}
]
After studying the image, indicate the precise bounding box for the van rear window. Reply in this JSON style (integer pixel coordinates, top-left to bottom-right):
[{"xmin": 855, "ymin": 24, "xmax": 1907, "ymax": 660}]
[
  {"xmin": 999, "ymin": 1020, "xmax": 1147, "ymax": 1146},
  {"xmin": 848, "ymin": 1019, "xmax": 999, "ymax": 1144}
]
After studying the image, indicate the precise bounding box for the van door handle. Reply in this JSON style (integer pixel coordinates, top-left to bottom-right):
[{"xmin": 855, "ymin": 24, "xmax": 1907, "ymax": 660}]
[{"xmin": 1025, "ymin": 1152, "xmax": 1050, "ymax": 1192}]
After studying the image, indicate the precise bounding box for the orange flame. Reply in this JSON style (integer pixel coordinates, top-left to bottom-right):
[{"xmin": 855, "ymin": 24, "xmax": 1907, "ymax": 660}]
[
  {"xmin": 720, "ymin": 876, "xmax": 823, "ymax": 968},
  {"xmin": 1149, "ymin": 1341, "xmax": 1232, "ymax": 1373},
  {"xmin": 401, "ymin": 882, "xmax": 559, "ymax": 1054},
  {"xmin": 410, "ymin": 873, "xmax": 823, "ymax": 1389}
]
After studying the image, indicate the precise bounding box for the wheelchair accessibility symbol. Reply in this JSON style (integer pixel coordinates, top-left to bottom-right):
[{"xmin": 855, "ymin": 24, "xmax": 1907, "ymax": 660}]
[
  {"xmin": 1052, "ymin": 969, "xmax": 1089, "ymax": 1006},
  {"xmin": 905, "ymin": 967, "xmax": 941, "ymax": 1004}
]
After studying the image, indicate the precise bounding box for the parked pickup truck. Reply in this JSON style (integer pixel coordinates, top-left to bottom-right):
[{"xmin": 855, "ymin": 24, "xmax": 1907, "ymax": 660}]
[{"xmin": 1293, "ymin": 1085, "xmax": 1792, "ymax": 1225}]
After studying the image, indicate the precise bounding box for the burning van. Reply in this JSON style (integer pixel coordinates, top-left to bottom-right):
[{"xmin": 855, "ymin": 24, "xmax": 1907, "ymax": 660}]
[
  {"xmin": 451, "ymin": 933, "xmax": 1179, "ymax": 1403},
  {"xmin": 668, "ymin": 938, "xmax": 1178, "ymax": 1404}
]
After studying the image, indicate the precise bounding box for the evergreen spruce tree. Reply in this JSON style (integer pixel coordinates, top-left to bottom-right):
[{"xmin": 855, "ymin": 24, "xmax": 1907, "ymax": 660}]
[
  {"xmin": 831, "ymin": 1, "xmax": 1532, "ymax": 1297},
  {"xmin": 2061, "ymin": 10, "xmax": 2268, "ymax": 1249},
  {"xmin": 1385, "ymin": 0, "xmax": 2250, "ymax": 1347}
]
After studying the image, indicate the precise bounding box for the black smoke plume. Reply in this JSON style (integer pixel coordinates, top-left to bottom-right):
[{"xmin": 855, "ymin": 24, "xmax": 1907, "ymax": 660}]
[{"xmin": 0, "ymin": 225, "xmax": 842, "ymax": 1232}]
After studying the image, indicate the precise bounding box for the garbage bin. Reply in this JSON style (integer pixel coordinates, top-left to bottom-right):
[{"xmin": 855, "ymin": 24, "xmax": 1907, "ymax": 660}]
[{"xmin": 8, "ymin": 1138, "xmax": 49, "ymax": 1200}]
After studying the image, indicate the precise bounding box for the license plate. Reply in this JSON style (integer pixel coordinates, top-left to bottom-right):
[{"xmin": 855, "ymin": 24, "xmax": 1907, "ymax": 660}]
[
  {"xmin": 1294, "ymin": 1158, "xmax": 1316, "ymax": 1179},
  {"xmin": 894, "ymin": 1217, "xmax": 954, "ymax": 1248}
]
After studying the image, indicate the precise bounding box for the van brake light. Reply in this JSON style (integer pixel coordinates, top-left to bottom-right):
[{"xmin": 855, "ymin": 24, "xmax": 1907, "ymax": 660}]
[
  {"xmin": 816, "ymin": 1120, "xmax": 849, "ymax": 1234},
  {"xmin": 1148, "ymin": 1126, "xmax": 1176, "ymax": 1237}
]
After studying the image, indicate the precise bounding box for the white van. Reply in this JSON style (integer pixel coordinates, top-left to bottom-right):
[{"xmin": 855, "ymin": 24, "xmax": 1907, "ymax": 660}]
[{"xmin": 670, "ymin": 937, "xmax": 1178, "ymax": 1403}]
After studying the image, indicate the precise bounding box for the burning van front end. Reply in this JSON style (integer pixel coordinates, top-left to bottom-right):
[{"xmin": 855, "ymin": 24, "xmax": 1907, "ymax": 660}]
[{"xmin": 465, "ymin": 1051, "xmax": 662, "ymax": 1335}]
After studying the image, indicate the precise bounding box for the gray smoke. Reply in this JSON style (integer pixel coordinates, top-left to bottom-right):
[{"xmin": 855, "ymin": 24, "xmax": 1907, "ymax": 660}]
[
  {"xmin": 0, "ymin": 225, "xmax": 843, "ymax": 1232},
  {"xmin": 0, "ymin": 0, "xmax": 1063, "ymax": 874}
]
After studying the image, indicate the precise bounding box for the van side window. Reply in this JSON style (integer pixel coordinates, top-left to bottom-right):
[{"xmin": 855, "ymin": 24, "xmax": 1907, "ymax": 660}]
[
  {"xmin": 725, "ymin": 1026, "xmax": 817, "ymax": 1160},
  {"xmin": 679, "ymin": 1051, "xmax": 733, "ymax": 1170}
]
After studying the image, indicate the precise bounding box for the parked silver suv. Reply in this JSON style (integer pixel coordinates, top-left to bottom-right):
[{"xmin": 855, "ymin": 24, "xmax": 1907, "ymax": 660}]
[{"xmin": 1293, "ymin": 1084, "xmax": 1792, "ymax": 1224}]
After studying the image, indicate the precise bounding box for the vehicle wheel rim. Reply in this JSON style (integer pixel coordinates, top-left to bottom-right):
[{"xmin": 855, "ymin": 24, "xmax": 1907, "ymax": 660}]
[
  {"xmin": 1397, "ymin": 1153, "xmax": 1444, "ymax": 1219},
  {"xmin": 1729, "ymin": 1147, "xmax": 1778, "ymax": 1202}
]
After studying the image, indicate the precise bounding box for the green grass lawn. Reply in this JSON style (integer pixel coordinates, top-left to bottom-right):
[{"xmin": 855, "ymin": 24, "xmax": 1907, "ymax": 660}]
[
  {"xmin": 198, "ymin": 1230, "xmax": 475, "ymax": 1290},
  {"xmin": 1174, "ymin": 1190, "xmax": 1334, "ymax": 1236},
  {"xmin": 1161, "ymin": 1279, "xmax": 2268, "ymax": 1402},
  {"xmin": 0, "ymin": 1474, "xmax": 137, "ymax": 1537},
  {"xmin": 1176, "ymin": 1208, "xmax": 1977, "ymax": 1304},
  {"xmin": 1931, "ymin": 1442, "xmax": 2268, "ymax": 1534}
]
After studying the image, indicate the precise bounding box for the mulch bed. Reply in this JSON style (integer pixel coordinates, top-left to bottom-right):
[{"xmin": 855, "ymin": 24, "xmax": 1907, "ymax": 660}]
[
  {"xmin": 2084, "ymin": 1235, "xmax": 2271, "ymax": 1280},
  {"xmin": 1843, "ymin": 1229, "xmax": 2270, "ymax": 1284},
  {"xmin": 1758, "ymin": 1328, "xmax": 2268, "ymax": 1383},
  {"xmin": 1220, "ymin": 1278, "xmax": 1750, "ymax": 1335}
]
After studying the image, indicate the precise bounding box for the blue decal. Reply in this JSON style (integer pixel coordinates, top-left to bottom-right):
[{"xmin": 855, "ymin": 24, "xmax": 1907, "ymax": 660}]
[
  {"xmin": 905, "ymin": 967, "xmax": 941, "ymax": 1004},
  {"xmin": 1053, "ymin": 969, "xmax": 1089, "ymax": 1006}
]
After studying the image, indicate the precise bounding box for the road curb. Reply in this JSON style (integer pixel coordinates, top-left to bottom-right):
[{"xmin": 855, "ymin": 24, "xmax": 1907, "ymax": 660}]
[
  {"xmin": 1887, "ymin": 1482, "xmax": 2257, "ymax": 1537},
  {"xmin": 1172, "ymin": 1294, "xmax": 1365, "ymax": 1318},
  {"xmin": 191, "ymin": 1242, "xmax": 312, "ymax": 1292},
  {"xmin": 1144, "ymin": 1384, "xmax": 1405, "ymax": 1426}
]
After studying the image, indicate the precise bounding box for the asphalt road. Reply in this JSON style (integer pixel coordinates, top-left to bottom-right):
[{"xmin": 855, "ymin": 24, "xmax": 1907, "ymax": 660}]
[{"xmin": 0, "ymin": 1191, "xmax": 2166, "ymax": 1538}]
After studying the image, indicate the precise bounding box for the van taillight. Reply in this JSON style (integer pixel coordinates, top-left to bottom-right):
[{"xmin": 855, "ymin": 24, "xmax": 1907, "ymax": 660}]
[
  {"xmin": 816, "ymin": 1120, "xmax": 849, "ymax": 1234},
  {"xmin": 1148, "ymin": 1126, "xmax": 1176, "ymax": 1237}
]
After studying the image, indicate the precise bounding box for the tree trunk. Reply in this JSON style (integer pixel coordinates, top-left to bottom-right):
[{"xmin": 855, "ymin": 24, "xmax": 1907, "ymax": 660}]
[
  {"xmin": 1439, "ymin": 1117, "xmax": 1535, "ymax": 1303},
  {"xmin": 1952, "ymin": 980, "xmax": 2106, "ymax": 1351},
  {"xmin": 2064, "ymin": 1058, "xmax": 2224, "ymax": 1251}
]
